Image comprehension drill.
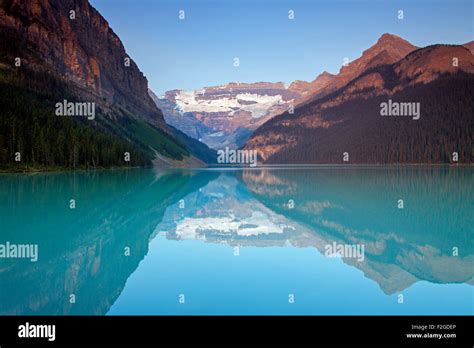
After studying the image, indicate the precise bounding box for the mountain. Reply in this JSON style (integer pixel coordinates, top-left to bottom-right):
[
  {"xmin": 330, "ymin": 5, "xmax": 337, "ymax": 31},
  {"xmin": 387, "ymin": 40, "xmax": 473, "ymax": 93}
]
[
  {"xmin": 154, "ymin": 34, "xmax": 418, "ymax": 151},
  {"xmin": 244, "ymin": 36, "xmax": 474, "ymax": 164},
  {"xmin": 289, "ymin": 33, "xmax": 418, "ymax": 105},
  {"xmin": 0, "ymin": 0, "xmax": 214, "ymax": 170},
  {"xmin": 334, "ymin": 34, "xmax": 418, "ymax": 88},
  {"xmin": 151, "ymin": 82, "xmax": 301, "ymax": 149}
]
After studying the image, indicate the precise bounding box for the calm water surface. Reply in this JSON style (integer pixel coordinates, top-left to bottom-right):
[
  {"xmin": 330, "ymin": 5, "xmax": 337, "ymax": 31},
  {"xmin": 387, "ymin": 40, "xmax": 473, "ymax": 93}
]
[{"xmin": 0, "ymin": 167, "xmax": 472, "ymax": 315}]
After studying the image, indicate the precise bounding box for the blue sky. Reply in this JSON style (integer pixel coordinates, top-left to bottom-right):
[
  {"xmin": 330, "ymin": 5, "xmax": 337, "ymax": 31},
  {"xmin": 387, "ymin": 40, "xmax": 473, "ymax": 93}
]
[{"xmin": 91, "ymin": 0, "xmax": 473, "ymax": 95}]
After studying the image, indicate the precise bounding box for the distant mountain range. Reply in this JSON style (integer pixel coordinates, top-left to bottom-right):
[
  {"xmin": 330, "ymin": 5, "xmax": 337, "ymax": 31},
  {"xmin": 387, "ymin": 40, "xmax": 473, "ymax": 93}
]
[
  {"xmin": 150, "ymin": 82, "xmax": 300, "ymax": 149},
  {"xmin": 154, "ymin": 33, "xmax": 473, "ymax": 164},
  {"xmin": 0, "ymin": 0, "xmax": 215, "ymax": 170},
  {"xmin": 151, "ymin": 34, "xmax": 419, "ymax": 151}
]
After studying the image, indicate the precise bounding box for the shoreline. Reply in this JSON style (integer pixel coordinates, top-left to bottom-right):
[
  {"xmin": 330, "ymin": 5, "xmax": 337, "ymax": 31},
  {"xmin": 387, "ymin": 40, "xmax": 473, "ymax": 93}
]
[
  {"xmin": 1, "ymin": 162, "xmax": 472, "ymax": 174},
  {"xmin": 0, "ymin": 165, "xmax": 146, "ymax": 175}
]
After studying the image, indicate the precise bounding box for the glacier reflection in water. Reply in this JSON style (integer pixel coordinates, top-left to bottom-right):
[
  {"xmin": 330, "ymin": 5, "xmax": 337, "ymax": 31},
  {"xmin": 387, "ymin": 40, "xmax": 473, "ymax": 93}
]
[{"xmin": 0, "ymin": 167, "xmax": 472, "ymax": 315}]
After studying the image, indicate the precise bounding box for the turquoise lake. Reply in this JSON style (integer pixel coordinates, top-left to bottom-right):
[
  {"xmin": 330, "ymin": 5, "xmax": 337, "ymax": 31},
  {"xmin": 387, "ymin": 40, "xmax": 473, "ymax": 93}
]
[{"xmin": 0, "ymin": 166, "xmax": 473, "ymax": 315}]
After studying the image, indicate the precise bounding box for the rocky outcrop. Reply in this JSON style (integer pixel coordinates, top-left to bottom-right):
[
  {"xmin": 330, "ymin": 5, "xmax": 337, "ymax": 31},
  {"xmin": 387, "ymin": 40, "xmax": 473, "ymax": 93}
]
[
  {"xmin": 0, "ymin": 0, "xmax": 165, "ymax": 127},
  {"xmin": 288, "ymin": 71, "xmax": 335, "ymax": 98}
]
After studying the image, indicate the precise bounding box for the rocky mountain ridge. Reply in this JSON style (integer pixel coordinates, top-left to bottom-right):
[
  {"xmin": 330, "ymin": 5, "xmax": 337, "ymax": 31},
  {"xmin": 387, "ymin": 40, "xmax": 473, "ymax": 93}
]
[
  {"xmin": 243, "ymin": 41, "xmax": 474, "ymax": 164},
  {"xmin": 155, "ymin": 34, "xmax": 424, "ymax": 150}
]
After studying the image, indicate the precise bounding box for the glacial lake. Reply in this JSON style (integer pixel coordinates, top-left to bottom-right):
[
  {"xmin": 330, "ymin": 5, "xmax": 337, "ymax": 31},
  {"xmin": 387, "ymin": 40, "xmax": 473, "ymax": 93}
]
[{"xmin": 0, "ymin": 166, "xmax": 472, "ymax": 315}]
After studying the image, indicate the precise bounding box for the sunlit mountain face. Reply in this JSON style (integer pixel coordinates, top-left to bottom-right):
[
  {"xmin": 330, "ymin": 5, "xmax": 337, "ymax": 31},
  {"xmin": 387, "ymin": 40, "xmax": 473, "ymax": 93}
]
[{"xmin": 1, "ymin": 167, "xmax": 472, "ymax": 315}]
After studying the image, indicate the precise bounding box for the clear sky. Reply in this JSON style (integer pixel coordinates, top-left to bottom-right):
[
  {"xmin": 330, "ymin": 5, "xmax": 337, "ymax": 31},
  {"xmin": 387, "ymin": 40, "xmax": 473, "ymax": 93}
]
[{"xmin": 91, "ymin": 0, "xmax": 473, "ymax": 95}]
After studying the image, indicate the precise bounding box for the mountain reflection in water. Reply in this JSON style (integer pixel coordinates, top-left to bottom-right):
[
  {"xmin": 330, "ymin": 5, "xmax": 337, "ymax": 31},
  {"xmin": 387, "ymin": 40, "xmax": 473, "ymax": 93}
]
[{"xmin": 0, "ymin": 167, "xmax": 472, "ymax": 315}]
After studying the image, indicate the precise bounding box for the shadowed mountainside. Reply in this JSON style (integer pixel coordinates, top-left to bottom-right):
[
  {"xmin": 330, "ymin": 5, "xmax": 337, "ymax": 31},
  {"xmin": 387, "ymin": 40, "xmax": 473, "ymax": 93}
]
[{"xmin": 0, "ymin": 0, "xmax": 214, "ymax": 170}]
